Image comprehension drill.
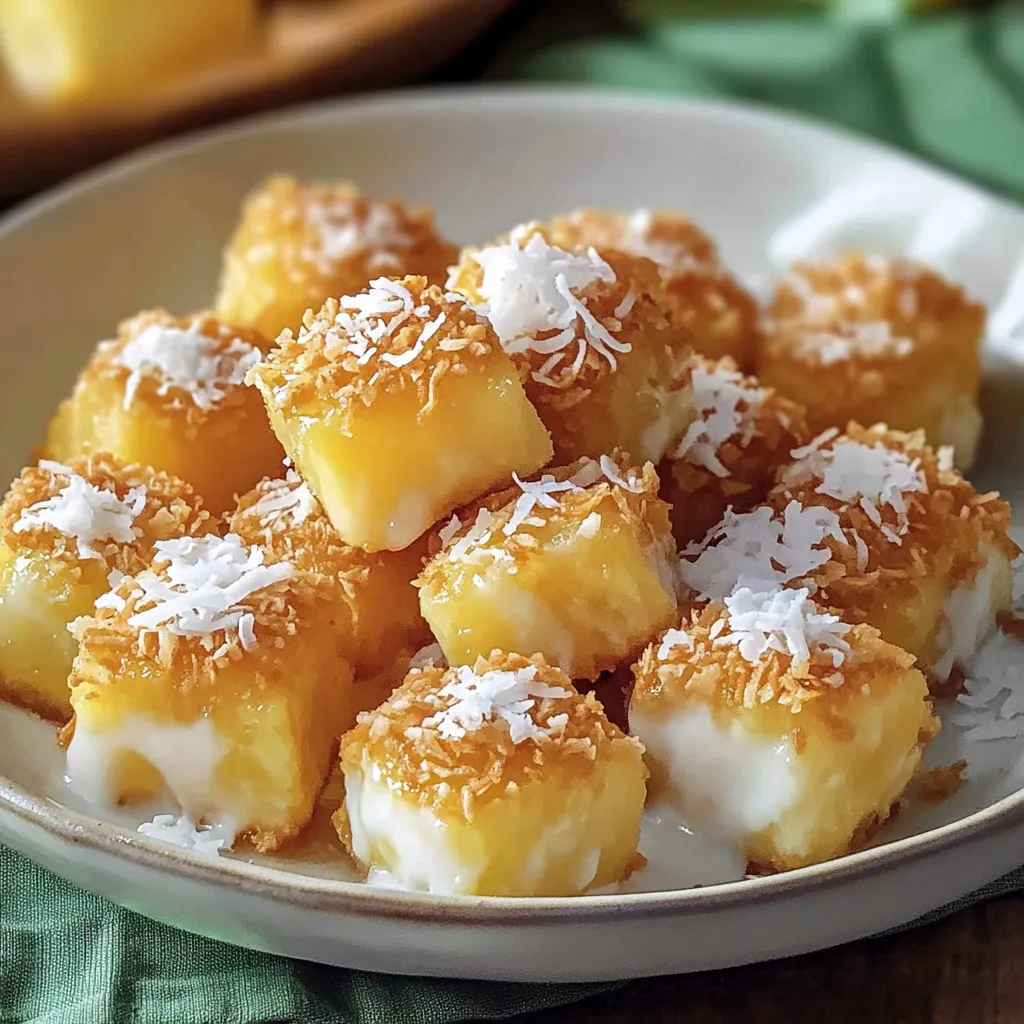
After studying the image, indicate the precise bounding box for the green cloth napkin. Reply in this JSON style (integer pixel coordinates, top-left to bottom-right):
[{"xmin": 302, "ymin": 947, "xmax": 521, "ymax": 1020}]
[
  {"xmin": 6, "ymin": 4, "xmax": 1024, "ymax": 1023},
  {"xmin": 505, "ymin": 0, "xmax": 1024, "ymax": 202},
  {"xmin": 4, "ymin": 842, "xmax": 1024, "ymax": 1024},
  {"xmin": 0, "ymin": 845, "xmax": 618, "ymax": 1024}
]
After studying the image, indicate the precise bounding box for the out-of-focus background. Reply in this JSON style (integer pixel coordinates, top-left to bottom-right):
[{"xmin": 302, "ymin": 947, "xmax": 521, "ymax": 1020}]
[{"xmin": 0, "ymin": 0, "xmax": 1006, "ymax": 200}]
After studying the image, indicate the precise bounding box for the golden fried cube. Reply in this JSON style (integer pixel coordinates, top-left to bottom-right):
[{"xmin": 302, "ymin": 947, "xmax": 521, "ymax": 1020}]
[
  {"xmin": 45, "ymin": 310, "xmax": 283, "ymax": 514},
  {"xmin": 67, "ymin": 533, "xmax": 352, "ymax": 852},
  {"xmin": 0, "ymin": 454, "xmax": 211, "ymax": 721},
  {"xmin": 335, "ymin": 651, "xmax": 647, "ymax": 896},
  {"xmin": 767, "ymin": 424, "xmax": 1019, "ymax": 687},
  {"xmin": 230, "ymin": 471, "xmax": 431, "ymax": 683},
  {"xmin": 661, "ymin": 356, "xmax": 808, "ymax": 547},
  {"xmin": 546, "ymin": 208, "xmax": 760, "ymax": 367},
  {"xmin": 0, "ymin": 0, "xmax": 257, "ymax": 104},
  {"xmin": 216, "ymin": 176, "xmax": 459, "ymax": 340},
  {"xmin": 756, "ymin": 253, "xmax": 985, "ymax": 469},
  {"xmin": 630, "ymin": 599, "xmax": 937, "ymax": 871},
  {"xmin": 416, "ymin": 455, "xmax": 678, "ymax": 680},
  {"xmin": 248, "ymin": 277, "xmax": 552, "ymax": 552},
  {"xmin": 448, "ymin": 224, "xmax": 694, "ymax": 464}
]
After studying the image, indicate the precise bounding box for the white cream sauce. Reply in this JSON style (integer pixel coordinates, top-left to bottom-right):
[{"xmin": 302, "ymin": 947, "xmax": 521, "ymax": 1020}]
[
  {"xmin": 20, "ymin": 541, "xmax": 1020, "ymax": 897},
  {"xmin": 66, "ymin": 715, "xmax": 227, "ymax": 817},
  {"xmin": 630, "ymin": 703, "xmax": 799, "ymax": 841},
  {"xmin": 932, "ymin": 544, "xmax": 1012, "ymax": 680},
  {"xmin": 386, "ymin": 491, "xmax": 431, "ymax": 550},
  {"xmin": 346, "ymin": 762, "xmax": 475, "ymax": 894},
  {"xmin": 638, "ymin": 386, "xmax": 695, "ymax": 464},
  {"xmin": 348, "ymin": 759, "xmax": 607, "ymax": 896},
  {"xmin": 936, "ymin": 394, "xmax": 983, "ymax": 472}
]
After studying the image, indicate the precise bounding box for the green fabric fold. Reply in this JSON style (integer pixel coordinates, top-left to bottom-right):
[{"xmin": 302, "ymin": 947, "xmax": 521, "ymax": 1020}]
[
  {"xmin": 0, "ymin": 843, "xmax": 615, "ymax": 1024},
  {"xmin": 510, "ymin": 2, "xmax": 1024, "ymax": 200}
]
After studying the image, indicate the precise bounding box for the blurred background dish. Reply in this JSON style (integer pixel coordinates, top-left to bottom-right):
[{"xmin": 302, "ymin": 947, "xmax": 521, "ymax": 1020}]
[{"xmin": 0, "ymin": 0, "xmax": 513, "ymax": 197}]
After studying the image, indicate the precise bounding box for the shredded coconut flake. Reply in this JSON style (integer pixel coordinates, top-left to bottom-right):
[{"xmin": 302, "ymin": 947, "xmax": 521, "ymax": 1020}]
[
  {"xmin": 657, "ymin": 627, "xmax": 693, "ymax": 660},
  {"xmin": 952, "ymin": 630, "xmax": 1024, "ymax": 742},
  {"xmin": 622, "ymin": 208, "xmax": 701, "ymax": 271},
  {"xmin": 448, "ymin": 508, "xmax": 499, "ymax": 562},
  {"xmin": 449, "ymin": 456, "xmax": 637, "ymax": 557},
  {"xmin": 716, "ymin": 586, "xmax": 850, "ymax": 675},
  {"xmin": 423, "ymin": 663, "xmax": 569, "ymax": 744},
  {"xmin": 333, "ymin": 277, "xmax": 416, "ymax": 357},
  {"xmin": 673, "ymin": 365, "xmax": 766, "ymax": 475},
  {"xmin": 472, "ymin": 233, "xmax": 628, "ymax": 382},
  {"xmin": 118, "ymin": 324, "xmax": 260, "ymax": 411},
  {"xmin": 124, "ymin": 534, "xmax": 292, "ymax": 650},
  {"xmin": 137, "ymin": 814, "xmax": 233, "ymax": 856},
  {"xmin": 438, "ymin": 514, "xmax": 462, "ymax": 548},
  {"xmin": 681, "ymin": 501, "xmax": 843, "ymax": 602},
  {"xmin": 250, "ymin": 471, "xmax": 316, "ymax": 527},
  {"xmin": 797, "ymin": 320, "xmax": 915, "ymax": 365},
  {"xmin": 305, "ymin": 198, "xmax": 411, "ymax": 271},
  {"xmin": 784, "ymin": 436, "xmax": 927, "ymax": 540},
  {"xmin": 598, "ymin": 455, "xmax": 643, "ymax": 493},
  {"xmin": 14, "ymin": 473, "xmax": 146, "ymax": 560},
  {"xmin": 504, "ymin": 471, "xmax": 581, "ymax": 537},
  {"xmin": 410, "ymin": 642, "xmax": 446, "ymax": 671},
  {"xmin": 578, "ymin": 512, "xmax": 602, "ymax": 539}
]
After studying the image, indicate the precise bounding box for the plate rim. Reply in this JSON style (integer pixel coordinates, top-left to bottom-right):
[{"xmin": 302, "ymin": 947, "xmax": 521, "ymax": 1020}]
[{"xmin": 2, "ymin": 83, "xmax": 1023, "ymax": 924}]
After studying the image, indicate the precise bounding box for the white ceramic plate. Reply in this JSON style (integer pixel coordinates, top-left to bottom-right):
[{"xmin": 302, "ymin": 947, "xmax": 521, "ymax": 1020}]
[{"xmin": 1, "ymin": 87, "xmax": 1024, "ymax": 983}]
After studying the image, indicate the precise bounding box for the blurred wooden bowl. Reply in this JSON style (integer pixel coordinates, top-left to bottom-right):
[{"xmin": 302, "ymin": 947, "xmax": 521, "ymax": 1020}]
[{"xmin": 0, "ymin": 0, "xmax": 514, "ymax": 198}]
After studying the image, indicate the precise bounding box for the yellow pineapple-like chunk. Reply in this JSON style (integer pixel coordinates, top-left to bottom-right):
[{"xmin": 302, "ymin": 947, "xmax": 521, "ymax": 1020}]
[
  {"xmin": 756, "ymin": 254, "xmax": 985, "ymax": 469},
  {"xmin": 765, "ymin": 424, "xmax": 1019, "ymax": 688},
  {"xmin": 630, "ymin": 602, "xmax": 937, "ymax": 872},
  {"xmin": 416, "ymin": 454, "xmax": 678, "ymax": 681},
  {"xmin": 0, "ymin": 0, "xmax": 257, "ymax": 105},
  {"xmin": 661, "ymin": 356, "xmax": 808, "ymax": 547},
  {"xmin": 230, "ymin": 470, "xmax": 431, "ymax": 683},
  {"xmin": 216, "ymin": 176, "xmax": 459, "ymax": 340},
  {"xmin": 0, "ymin": 454, "xmax": 212, "ymax": 721},
  {"xmin": 546, "ymin": 208, "xmax": 760, "ymax": 367},
  {"xmin": 67, "ymin": 532, "xmax": 352, "ymax": 852},
  {"xmin": 45, "ymin": 310, "xmax": 283, "ymax": 514},
  {"xmin": 448, "ymin": 224, "xmax": 694, "ymax": 464},
  {"xmin": 335, "ymin": 651, "xmax": 648, "ymax": 896},
  {"xmin": 248, "ymin": 276, "xmax": 553, "ymax": 552}
]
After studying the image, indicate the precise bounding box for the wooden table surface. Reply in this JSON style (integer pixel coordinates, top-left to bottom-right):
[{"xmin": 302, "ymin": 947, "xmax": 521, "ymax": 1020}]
[{"xmin": 511, "ymin": 896, "xmax": 1024, "ymax": 1023}]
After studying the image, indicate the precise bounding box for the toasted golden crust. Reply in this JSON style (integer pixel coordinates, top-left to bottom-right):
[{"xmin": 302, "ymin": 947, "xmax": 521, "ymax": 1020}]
[
  {"xmin": 68, "ymin": 561, "xmax": 335, "ymax": 696},
  {"xmin": 768, "ymin": 424, "xmax": 1019, "ymax": 605},
  {"xmin": 339, "ymin": 651, "xmax": 644, "ymax": 823},
  {"xmin": 548, "ymin": 208, "xmax": 718, "ymax": 270},
  {"xmin": 0, "ymin": 452, "xmax": 213, "ymax": 573},
  {"xmin": 219, "ymin": 176, "xmax": 457, "ymax": 307},
  {"xmin": 231, "ymin": 473, "xmax": 406, "ymax": 589},
  {"xmin": 230, "ymin": 473, "xmax": 429, "ymax": 663},
  {"xmin": 449, "ymin": 224, "xmax": 685, "ymax": 397},
  {"xmin": 662, "ymin": 356, "xmax": 809, "ymax": 543},
  {"xmin": 419, "ymin": 454, "xmax": 671, "ymax": 575},
  {"xmin": 633, "ymin": 603, "xmax": 917, "ymax": 715},
  {"xmin": 757, "ymin": 253, "xmax": 985, "ymax": 430},
  {"xmin": 69, "ymin": 309, "xmax": 270, "ymax": 431},
  {"xmin": 247, "ymin": 276, "xmax": 500, "ymax": 425},
  {"xmin": 767, "ymin": 253, "xmax": 982, "ymax": 361},
  {"xmin": 545, "ymin": 208, "xmax": 759, "ymax": 367}
]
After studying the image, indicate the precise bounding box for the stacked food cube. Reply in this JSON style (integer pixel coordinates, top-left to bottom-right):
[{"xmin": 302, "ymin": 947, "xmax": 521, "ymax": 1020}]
[{"xmin": 2, "ymin": 173, "xmax": 1017, "ymax": 896}]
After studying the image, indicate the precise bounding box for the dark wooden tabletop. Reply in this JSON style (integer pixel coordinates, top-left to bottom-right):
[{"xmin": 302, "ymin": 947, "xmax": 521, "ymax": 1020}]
[{"xmin": 511, "ymin": 896, "xmax": 1024, "ymax": 1022}]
